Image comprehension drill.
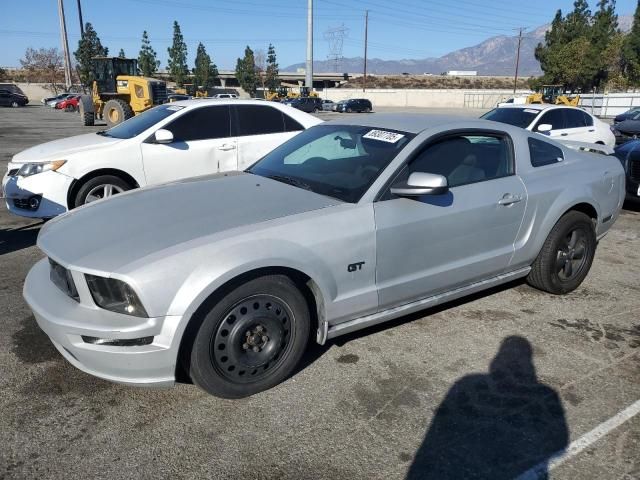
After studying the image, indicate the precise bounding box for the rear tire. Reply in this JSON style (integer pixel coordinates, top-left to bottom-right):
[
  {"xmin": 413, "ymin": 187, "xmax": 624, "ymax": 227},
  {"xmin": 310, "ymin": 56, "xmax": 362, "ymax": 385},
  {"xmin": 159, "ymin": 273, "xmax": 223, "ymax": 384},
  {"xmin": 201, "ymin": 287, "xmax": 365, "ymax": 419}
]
[
  {"xmin": 527, "ymin": 211, "xmax": 596, "ymax": 294},
  {"xmin": 73, "ymin": 175, "xmax": 131, "ymax": 207},
  {"xmin": 79, "ymin": 97, "xmax": 95, "ymax": 126},
  {"xmin": 188, "ymin": 275, "xmax": 310, "ymax": 398},
  {"xmin": 104, "ymin": 99, "xmax": 134, "ymax": 128}
]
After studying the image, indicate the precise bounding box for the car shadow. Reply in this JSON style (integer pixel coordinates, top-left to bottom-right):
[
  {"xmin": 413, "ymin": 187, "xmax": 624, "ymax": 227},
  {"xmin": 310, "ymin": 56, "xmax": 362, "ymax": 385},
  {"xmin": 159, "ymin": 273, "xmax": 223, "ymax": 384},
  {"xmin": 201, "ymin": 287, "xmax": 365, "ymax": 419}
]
[
  {"xmin": 0, "ymin": 221, "xmax": 42, "ymax": 255},
  {"xmin": 406, "ymin": 335, "xmax": 568, "ymax": 479},
  {"xmin": 623, "ymin": 199, "xmax": 640, "ymax": 213},
  {"xmin": 294, "ymin": 278, "xmax": 528, "ymax": 376}
]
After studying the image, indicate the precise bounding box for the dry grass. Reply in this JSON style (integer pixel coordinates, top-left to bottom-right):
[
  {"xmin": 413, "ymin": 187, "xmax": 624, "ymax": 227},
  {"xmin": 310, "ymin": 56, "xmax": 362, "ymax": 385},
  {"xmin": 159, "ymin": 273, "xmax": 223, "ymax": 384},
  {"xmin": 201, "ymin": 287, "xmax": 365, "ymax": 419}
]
[{"xmin": 344, "ymin": 75, "xmax": 532, "ymax": 90}]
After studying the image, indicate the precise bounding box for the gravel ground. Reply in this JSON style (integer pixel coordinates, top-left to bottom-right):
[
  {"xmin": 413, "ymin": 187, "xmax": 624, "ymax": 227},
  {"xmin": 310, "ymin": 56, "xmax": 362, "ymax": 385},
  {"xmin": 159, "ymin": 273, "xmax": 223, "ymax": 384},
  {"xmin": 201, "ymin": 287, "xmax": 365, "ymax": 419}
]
[{"xmin": 1, "ymin": 105, "xmax": 639, "ymax": 480}]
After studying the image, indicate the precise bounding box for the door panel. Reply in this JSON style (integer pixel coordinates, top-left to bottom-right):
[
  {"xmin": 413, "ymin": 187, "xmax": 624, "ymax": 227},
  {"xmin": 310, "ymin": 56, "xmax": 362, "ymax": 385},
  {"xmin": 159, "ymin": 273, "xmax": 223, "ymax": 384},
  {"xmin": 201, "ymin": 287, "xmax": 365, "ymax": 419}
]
[{"xmin": 374, "ymin": 177, "xmax": 527, "ymax": 309}]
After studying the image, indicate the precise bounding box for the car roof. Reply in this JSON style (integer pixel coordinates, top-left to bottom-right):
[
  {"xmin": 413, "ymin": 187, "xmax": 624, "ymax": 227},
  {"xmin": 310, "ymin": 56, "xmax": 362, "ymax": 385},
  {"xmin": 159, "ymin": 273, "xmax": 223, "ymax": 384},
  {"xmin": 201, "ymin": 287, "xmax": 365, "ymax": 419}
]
[
  {"xmin": 169, "ymin": 99, "xmax": 275, "ymax": 107},
  {"xmin": 495, "ymin": 104, "xmax": 586, "ymax": 112},
  {"xmin": 324, "ymin": 113, "xmax": 514, "ymax": 135}
]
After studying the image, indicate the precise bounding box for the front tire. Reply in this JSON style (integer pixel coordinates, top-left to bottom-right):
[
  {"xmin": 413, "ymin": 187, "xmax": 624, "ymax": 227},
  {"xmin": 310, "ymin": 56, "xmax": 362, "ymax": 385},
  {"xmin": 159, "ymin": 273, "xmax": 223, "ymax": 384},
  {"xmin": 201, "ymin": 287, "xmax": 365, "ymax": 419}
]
[
  {"xmin": 527, "ymin": 211, "xmax": 596, "ymax": 294},
  {"xmin": 73, "ymin": 175, "xmax": 131, "ymax": 207},
  {"xmin": 11, "ymin": 101, "xmax": 19, "ymax": 108},
  {"xmin": 189, "ymin": 275, "xmax": 310, "ymax": 398},
  {"xmin": 104, "ymin": 99, "xmax": 134, "ymax": 127}
]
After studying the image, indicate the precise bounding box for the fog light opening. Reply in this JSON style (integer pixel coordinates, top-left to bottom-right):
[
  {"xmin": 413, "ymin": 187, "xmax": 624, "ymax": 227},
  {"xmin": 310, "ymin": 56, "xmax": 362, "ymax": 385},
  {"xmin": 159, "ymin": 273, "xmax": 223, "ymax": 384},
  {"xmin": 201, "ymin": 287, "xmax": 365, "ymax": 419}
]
[{"xmin": 28, "ymin": 196, "xmax": 41, "ymax": 210}]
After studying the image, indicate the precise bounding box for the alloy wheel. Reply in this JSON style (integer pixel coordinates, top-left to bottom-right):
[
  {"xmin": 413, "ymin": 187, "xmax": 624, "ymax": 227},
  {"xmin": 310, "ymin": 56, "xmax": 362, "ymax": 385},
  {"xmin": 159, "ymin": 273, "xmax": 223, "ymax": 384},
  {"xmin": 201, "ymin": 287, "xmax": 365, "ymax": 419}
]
[
  {"xmin": 84, "ymin": 183, "xmax": 125, "ymax": 203},
  {"xmin": 555, "ymin": 228, "xmax": 588, "ymax": 281}
]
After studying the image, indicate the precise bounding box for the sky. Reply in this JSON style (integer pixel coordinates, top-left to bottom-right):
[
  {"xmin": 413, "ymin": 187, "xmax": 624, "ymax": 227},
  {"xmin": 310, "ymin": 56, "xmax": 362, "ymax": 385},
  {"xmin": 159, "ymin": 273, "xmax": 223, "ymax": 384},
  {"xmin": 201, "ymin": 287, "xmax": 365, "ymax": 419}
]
[{"xmin": 0, "ymin": 0, "xmax": 638, "ymax": 70}]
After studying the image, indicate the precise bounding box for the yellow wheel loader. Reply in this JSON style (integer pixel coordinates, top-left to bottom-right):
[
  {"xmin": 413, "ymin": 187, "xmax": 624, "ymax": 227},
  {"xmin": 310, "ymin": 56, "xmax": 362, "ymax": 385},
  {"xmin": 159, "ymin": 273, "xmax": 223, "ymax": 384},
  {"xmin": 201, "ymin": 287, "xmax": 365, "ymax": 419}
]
[
  {"xmin": 526, "ymin": 85, "xmax": 580, "ymax": 106},
  {"xmin": 79, "ymin": 57, "xmax": 168, "ymax": 127}
]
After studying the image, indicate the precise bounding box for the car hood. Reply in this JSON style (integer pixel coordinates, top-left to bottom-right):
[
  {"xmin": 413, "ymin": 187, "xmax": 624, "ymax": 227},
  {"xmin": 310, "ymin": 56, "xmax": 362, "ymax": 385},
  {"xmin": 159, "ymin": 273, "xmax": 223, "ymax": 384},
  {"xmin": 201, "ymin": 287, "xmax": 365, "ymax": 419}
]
[
  {"xmin": 11, "ymin": 133, "xmax": 123, "ymax": 163},
  {"xmin": 38, "ymin": 172, "xmax": 342, "ymax": 272},
  {"xmin": 613, "ymin": 120, "xmax": 640, "ymax": 134}
]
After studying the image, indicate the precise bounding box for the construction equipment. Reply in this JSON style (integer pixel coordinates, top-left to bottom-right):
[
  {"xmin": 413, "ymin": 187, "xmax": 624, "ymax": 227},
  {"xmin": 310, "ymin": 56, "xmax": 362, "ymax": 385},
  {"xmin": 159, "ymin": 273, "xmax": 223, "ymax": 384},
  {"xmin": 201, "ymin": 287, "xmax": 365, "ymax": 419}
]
[
  {"xmin": 526, "ymin": 85, "xmax": 580, "ymax": 106},
  {"xmin": 267, "ymin": 86, "xmax": 319, "ymax": 101},
  {"xmin": 79, "ymin": 57, "xmax": 168, "ymax": 127}
]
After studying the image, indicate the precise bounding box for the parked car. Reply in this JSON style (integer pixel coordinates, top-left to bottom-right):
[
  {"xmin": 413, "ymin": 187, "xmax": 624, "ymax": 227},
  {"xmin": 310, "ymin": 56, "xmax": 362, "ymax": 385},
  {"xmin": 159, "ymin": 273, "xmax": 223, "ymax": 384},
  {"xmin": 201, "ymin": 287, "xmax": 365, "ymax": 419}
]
[
  {"xmin": 46, "ymin": 93, "xmax": 75, "ymax": 107},
  {"xmin": 167, "ymin": 94, "xmax": 192, "ymax": 102},
  {"xmin": 481, "ymin": 105, "xmax": 615, "ymax": 147},
  {"xmin": 283, "ymin": 96, "xmax": 322, "ymax": 113},
  {"xmin": 321, "ymin": 99, "xmax": 335, "ymax": 111},
  {"xmin": 0, "ymin": 89, "xmax": 28, "ymax": 107},
  {"xmin": 610, "ymin": 111, "xmax": 640, "ymax": 144},
  {"xmin": 496, "ymin": 96, "xmax": 527, "ymax": 108},
  {"xmin": 212, "ymin": 93, "xmax": 238, "ymax": 99},
  {"xmin": 613, "ymin": 106, "xmax": 640, "ymax": 124},
  {"xmin": 333, "ymin": 98, "xmax": 373, "ymax": 113},
  {"xmin": 3, "ymin": 99, "xmax": 321, "ymax": 219},
  {"xmin": 42, "ymin": 92, "xmax": 72, "ymax": 105},
  {"xmin": 613, "ymin": 140, "xmax": 640, "ymax": 201},
  {"xmin": 55, "ymin": 95, "xmax": 81, "ymax": 112},
  {"xmin": 23, "ymin": 115, "xmax": 625, "ymax": 398}
]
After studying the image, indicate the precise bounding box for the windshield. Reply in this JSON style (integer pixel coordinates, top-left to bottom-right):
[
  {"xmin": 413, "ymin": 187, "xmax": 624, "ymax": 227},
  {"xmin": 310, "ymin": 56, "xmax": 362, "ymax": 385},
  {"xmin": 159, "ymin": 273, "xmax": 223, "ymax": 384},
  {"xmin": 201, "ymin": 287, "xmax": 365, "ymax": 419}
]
[
  {"xmin": 100, "ymin": 104, "xmax": 185, "ymax": 139},
  {"xmin": 481, "ymin": 108, "xmax": 540, "ymax": 129},
  {"xmin": 247, "ymin": 124, "xmax": 414, "ymax": 203}
]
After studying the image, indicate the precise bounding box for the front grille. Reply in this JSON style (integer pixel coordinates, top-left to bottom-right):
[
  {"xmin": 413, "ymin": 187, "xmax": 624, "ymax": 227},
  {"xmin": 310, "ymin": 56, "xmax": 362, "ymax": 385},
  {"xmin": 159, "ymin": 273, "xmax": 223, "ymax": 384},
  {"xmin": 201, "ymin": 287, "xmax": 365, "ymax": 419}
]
[
  {"xmin": 150, "ymin": 82, "xmax": 168, "ymax": 105},
  {"xmin": 631, "ymin": 159, "xmax": 640, "ymax": 182},
  {"xmin": 49, "ymin": 258, "xmax": 79, "ymax": 302}
]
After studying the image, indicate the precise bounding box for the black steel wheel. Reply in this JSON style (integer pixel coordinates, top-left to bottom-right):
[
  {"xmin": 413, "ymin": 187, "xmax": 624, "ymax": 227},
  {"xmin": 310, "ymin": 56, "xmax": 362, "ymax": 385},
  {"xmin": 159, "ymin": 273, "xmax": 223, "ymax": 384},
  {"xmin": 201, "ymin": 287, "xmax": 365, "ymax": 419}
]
[
  {"xmin": 188, "ymin": 275, "xmax": 310, "ymax": 398},
  {"xmin": 527, "ymin": 211, "xmax": 596, "ymax": 294}
]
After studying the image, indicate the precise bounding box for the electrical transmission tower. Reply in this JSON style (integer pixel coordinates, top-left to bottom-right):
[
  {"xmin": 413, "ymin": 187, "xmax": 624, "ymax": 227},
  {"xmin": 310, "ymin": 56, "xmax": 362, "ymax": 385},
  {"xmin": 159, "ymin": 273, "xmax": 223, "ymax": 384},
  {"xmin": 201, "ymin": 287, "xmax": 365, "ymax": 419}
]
[{"xmin": 324, "ymin": 24, "xmax": 348, "ymax": 73}]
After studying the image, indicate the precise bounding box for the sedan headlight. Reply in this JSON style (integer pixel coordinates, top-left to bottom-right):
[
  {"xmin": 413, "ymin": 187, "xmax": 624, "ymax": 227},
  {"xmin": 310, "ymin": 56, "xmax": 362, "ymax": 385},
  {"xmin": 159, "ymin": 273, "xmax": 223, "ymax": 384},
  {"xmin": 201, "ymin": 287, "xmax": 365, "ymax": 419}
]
[
  {"xmin": 18, "ymin": 160, "xmax": 66, "ymax": 177},
  {"xmin": 85, "ymin": 274, "xmax": 148, "ymax": 317}
]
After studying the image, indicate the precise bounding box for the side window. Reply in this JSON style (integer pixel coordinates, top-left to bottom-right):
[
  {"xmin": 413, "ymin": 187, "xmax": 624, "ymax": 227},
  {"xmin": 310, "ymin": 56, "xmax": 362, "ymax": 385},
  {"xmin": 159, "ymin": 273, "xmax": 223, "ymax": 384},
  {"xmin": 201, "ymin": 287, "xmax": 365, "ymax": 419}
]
[
  {"xmin": 235, "ymin": 105, "xmax": 284, "ymax": 136},
  {"xmin": 283, "ymin": 113, "xmax": 304, "ymax": 132},
  {"xmin": 537, "ymin": 109, "xmax": 566, "ymax": 130},
  {"xmin": 582, "ymin": 111, "xmax": 594, "ymax": 127},
  {"xmin": 408, "ymin": 134, "xmax": 512, "ymax": 188},
  {"xmin": 164, "ymin": 106, "xmax": 230, "ymax": 141},
  {"xmin": 564, "ymin": 109, "xmax": 586, "ymax": 128},
  {"xmin": 528, "ymin": 137, "xmax": 564, "ymax": 167}
]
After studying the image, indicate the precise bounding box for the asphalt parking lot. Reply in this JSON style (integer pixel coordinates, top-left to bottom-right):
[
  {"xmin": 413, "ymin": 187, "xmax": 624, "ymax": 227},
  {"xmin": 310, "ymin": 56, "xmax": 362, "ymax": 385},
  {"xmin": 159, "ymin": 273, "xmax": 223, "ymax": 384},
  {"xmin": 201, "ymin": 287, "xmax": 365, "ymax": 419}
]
[{"xmin": 1, "ymin": 105, "xmax": 639, "ymax": 479}]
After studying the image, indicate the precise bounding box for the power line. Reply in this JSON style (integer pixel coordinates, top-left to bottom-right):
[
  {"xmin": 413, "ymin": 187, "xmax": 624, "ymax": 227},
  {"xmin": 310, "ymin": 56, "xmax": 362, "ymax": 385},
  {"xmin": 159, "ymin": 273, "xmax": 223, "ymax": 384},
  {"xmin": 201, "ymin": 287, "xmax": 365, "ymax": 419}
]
[{"xmin": 324, "ymin": 24, "xmax": 348, "ymax": 72}]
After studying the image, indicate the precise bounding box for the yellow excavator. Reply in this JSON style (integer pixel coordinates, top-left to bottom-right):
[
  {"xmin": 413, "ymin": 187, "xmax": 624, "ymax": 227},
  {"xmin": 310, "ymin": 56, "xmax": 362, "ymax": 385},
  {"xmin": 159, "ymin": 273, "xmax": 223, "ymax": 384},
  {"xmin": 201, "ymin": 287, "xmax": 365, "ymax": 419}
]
[
  {"xmin": 526, "ymin": 85, "xmax": 580, "ymax": 106},
  {"xmin": 266, "ymin": 85, "xmax": 319, "ymax": 101},
  {"xmin": 79, "ymin": 57, "xmax": 168, "ymax": 127}
]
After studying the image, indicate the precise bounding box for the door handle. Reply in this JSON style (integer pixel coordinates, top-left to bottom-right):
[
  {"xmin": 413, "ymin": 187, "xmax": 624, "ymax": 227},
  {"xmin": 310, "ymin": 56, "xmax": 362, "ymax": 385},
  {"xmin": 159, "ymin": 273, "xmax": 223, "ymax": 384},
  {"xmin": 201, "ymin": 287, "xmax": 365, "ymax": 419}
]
[
  {"xmin": 589, "ymin": 129, "xmax": 595, "ymax": 132},
  {"xmin": 498, "ymin": 194, "xmax": 523, "ymax": 206},
  {"xmin": 218, "ymin": 144, "xmax": 236, "ymax": 151},
  {"xmin": 561, "ymin": 133, "xmax": 569, "ymax": 136}
]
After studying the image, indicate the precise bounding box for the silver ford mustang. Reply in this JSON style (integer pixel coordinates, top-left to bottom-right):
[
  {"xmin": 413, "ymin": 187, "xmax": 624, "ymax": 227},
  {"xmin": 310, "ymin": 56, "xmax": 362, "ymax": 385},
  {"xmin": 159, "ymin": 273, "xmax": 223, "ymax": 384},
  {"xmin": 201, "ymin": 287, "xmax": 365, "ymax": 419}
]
[{"xmin": 24, "ymin": 114, "xmax": 626, "ymax": 398}]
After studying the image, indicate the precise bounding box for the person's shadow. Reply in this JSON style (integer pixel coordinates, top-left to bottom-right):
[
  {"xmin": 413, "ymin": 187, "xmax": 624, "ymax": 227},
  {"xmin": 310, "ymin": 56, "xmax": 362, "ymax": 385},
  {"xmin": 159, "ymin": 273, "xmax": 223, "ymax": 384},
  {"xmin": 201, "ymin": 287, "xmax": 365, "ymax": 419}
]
[{"xmin": 406, "ymin": 336, "xmax": 568, "ymax": 480}]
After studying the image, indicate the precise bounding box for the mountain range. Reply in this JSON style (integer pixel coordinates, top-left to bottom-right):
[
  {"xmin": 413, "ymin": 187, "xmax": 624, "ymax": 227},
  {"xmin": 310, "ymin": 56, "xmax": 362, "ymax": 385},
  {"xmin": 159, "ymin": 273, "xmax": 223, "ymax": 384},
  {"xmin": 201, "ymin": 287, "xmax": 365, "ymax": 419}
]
[{"xmin": 285, "ymin": 16, "xmax": 633, "ymax": 76}]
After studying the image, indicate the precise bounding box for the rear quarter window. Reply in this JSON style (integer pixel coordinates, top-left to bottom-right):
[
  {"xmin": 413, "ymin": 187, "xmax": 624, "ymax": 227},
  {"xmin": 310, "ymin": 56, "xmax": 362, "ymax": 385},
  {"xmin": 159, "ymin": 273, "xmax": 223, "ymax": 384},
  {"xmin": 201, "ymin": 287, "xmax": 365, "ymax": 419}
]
[{"xmin": 528, "ymin": 137, "xmax": 564, "ymax": 167}]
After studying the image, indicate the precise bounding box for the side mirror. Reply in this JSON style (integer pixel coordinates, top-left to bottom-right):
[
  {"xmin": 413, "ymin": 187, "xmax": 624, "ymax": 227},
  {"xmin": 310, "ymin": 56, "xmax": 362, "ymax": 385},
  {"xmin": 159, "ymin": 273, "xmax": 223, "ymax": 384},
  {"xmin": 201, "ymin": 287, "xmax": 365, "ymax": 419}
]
[
  {"xmin": 537, "ymin": 124, "xmax": 552, "ymax": 133},
  {"xmin": 154, "ymin": 129, "xmax": 174, "ymax": 144},
  {"xmin": 390, "ymin": 172, "xmax": 448, "ymax": 197}
]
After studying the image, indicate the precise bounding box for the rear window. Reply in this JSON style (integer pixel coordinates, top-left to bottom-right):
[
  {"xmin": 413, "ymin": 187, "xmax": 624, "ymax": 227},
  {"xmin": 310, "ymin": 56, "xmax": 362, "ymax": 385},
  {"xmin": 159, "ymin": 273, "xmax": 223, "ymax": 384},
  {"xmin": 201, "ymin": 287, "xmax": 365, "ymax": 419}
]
[
  {"xmin": 481, "ymin": 108, "xmax": 539, "ymax": 129},
  {"xmin": 528, "ymin": 137, "xmax": 564, "ymax": 167}
]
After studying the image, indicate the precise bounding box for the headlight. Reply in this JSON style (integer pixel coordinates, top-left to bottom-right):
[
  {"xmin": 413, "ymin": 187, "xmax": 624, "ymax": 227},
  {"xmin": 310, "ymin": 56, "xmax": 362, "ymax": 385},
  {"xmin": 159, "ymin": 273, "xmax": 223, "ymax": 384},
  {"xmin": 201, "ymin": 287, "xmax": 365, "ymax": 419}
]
[
  {"xmin": 18, "ymin": 160, "xmax": 66, "ymax": 177},
  {"xmin": 85, "ymin": 274, "xmax": 148, "ymax": 317}
]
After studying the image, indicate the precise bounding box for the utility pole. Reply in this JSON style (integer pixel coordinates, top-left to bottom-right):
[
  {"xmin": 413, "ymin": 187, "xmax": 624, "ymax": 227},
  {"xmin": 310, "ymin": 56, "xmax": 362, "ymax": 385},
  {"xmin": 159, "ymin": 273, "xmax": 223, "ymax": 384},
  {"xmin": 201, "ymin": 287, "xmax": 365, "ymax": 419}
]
[
  {"xmin": 363, "ymin": 10, "xmax": 369, "ymax": 92},
  {"xmin": 513, "ymin": 27, "xmax": 524, "ymax": 94},
  {"xmin": 305, "ymin": 0, "xmax": 313, "ymax": 89},
  {"xmin": 77, "ymin": 0, "xmax": 84, "ymax": 37},
  {"xmin": 57, "ymin": 0, "xmax": 73, "ymax": 89}
]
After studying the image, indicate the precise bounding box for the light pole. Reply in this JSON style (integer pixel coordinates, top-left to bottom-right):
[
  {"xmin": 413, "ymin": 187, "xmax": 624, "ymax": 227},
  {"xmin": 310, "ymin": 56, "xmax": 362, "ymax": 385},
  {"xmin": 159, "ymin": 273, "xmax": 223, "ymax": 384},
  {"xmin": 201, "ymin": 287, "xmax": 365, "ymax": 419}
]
[{"xmin": 306, "ymin": 0, "xmax": 313, "ymax": 89}]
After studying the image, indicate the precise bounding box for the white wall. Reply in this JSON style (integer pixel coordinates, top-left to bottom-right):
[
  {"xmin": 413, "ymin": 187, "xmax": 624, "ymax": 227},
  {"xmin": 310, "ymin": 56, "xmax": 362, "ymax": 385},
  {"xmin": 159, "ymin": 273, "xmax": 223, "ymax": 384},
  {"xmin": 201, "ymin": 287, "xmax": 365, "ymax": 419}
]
[{"xmin": 579, "ymin": 93, "xmax": 640, "ymax": 118}]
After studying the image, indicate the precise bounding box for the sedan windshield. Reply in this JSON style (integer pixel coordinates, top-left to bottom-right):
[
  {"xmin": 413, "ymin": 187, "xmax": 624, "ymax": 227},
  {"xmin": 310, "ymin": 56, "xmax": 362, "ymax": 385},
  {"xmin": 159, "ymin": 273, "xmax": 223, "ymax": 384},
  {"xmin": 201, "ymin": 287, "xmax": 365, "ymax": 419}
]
[
  {"xmin": 99, "ymin": 104, "xmax": 185, "ymax": 139},
  {"xmin": 481, "ymin": 108, "xmax": 540, "ymax": 129},
  {"xmin": 247, "ymin": 124, "xmax": 414, "ymax": 203}
]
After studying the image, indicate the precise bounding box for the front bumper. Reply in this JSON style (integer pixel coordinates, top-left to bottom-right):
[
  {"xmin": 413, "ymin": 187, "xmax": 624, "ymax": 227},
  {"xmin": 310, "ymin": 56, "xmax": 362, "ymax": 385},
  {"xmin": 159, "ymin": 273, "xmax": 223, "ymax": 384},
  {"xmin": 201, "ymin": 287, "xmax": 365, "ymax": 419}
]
[
  {"xmin": 23, "ymin": 258, "xmax": 182, "ymax": 387},
  {"xmin": 3, "ymin": 166, "xmax": 73, "ymax": 218}
]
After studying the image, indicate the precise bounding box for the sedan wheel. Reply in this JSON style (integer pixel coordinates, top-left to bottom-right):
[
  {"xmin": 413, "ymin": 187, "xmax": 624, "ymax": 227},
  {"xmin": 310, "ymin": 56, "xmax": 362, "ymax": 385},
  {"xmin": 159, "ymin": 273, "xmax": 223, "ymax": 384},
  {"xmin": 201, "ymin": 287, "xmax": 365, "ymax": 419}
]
[
  {"xmin": 84, "ymin": 183, "xmax": 125, "ymax": 203},
  {"xmin": 188, "ymin": 275, "xmax": 310, "ymax": 398},
  {"xmin": 74, "ymin": 174, "xmax": 132, "ymax": 208},
  {"xmin": 11, "ymin": 101, "xmax": 19, "ymax": 108},
  {"xmin": 527, "ymin": 211, "xmax": 596, "ymax": 294}
]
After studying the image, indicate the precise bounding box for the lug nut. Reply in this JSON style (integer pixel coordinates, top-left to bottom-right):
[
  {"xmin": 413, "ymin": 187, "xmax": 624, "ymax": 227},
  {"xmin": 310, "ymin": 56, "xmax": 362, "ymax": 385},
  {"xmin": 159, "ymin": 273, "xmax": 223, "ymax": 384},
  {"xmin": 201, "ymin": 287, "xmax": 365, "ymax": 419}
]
[
  {"xmin": 256, "ymin": 326, "xmax": 264, "ymax": 332},
  {"xmin": 253, "ymin": 346, "xmax": 260, "ymax": 353},
  {"xmin": 262, "ymin": 336, "xmax": 268, "ymax": 342},
  {"xmin": 243, "ymin": 343, "xmax": 249, "ymax": 350}
]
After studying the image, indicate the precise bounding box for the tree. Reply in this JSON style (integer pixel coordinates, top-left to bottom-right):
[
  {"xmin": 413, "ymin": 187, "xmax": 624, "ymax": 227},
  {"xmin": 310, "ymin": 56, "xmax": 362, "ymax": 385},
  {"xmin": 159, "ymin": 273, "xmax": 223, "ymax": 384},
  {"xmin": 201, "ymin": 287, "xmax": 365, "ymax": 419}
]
[
  {"xmin": 193, "ymin": 42, "xmax": 218, "ymax": 90},
  {"xmin": 0, "ymin": 67, "xmax": 6, "ymax": 82},
  {"xmin": 265, "ymin": 43, "xmax": 280, "ymax": 91},
  {"xmin": 235, "ymin": 46, "xmax": 257, "ymax": 96},
  {"xmin": 20, "ymin": 47, "xmax": 65, "ymax": 92},
  {"xmin": 138, "ymin": 30, "xmax": 160, "ymax": 78},
  {"xmin": 623, "ymin": 0, "xmax": 640, "ymax": 84},
  {"xmin": 590, "ymin": 0, "xmax": 619, "ymax": 89},
  {"xmin": 74, "ymin": 22, "xmax": 108, "ymax": 87},
  {"xmin": 118, "ymin": 48, "xmax": 126, "ymax": 58},
  {"xmin": 167, "ymin": 21, "xmax": 188, "ymax": 86},
  {"xmin": 564, "ymin": 0, "xmax": 592, "ymax": 40}
]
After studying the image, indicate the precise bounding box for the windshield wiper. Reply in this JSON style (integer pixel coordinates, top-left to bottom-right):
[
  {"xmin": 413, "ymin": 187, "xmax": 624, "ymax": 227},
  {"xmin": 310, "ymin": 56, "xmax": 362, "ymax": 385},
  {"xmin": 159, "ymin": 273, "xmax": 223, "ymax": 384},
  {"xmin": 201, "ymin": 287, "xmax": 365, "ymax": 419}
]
[
  {"xmin": 96, "ymin": 130, "xmax": 111, "ymax": 137},
  {"xmin": 264, "ymin": 174, "xmax": 313, "ymax": 192}
]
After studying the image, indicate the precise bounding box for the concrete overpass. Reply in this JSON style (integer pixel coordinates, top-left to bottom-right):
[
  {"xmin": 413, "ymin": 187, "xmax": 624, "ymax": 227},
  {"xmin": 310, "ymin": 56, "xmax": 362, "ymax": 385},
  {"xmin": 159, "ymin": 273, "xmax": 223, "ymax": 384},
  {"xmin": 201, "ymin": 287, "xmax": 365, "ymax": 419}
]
[{"xmin": 156, "ymin": 70, "xmax": 349, "ymax": 89}]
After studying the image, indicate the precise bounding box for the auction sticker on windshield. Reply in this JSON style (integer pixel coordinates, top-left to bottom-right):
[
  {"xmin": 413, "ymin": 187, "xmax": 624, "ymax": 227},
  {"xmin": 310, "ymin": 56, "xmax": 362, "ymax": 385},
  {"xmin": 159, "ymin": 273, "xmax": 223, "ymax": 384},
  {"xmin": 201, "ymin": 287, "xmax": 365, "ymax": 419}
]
[{"xmin": 363, "ymin": 130, "xmax": 405, "ymax": 143}]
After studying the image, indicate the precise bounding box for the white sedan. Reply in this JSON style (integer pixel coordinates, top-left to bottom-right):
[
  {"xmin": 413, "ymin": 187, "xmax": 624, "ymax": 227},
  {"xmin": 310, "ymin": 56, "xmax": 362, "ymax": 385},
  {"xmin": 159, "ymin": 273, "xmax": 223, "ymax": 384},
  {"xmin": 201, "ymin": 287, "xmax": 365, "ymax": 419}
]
[
  {"xmin": 3, "ymin": 99, "xmax": 321, "ymax": 218},
  {"xmin": 481, "ymin": 104, "xmax": 615, "ymax": 147}
]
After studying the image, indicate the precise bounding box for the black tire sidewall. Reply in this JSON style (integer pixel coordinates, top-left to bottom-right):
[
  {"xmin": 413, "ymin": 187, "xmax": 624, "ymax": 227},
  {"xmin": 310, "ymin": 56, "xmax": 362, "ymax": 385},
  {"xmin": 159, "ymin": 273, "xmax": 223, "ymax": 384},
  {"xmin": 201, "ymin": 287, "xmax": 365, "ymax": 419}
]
[
  {"xmin": 74, "ymin": 175, "xmax": 131, "ymax": 207},
  {"xmin": 543, "ymin": 213, "xmax": 596, "ymax": 294},
  {"xmin": 189, "ymin": 275, "xmax": 310, "ymax": 399}
]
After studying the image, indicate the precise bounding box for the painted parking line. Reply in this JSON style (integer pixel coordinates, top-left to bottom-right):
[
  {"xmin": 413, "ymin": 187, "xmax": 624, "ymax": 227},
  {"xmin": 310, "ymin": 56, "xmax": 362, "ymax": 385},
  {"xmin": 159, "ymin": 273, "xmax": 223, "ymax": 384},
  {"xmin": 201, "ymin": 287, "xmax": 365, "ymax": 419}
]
[{"xmin": 515, "ymin": 399, "xmax": 640, "ymax": 480}]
